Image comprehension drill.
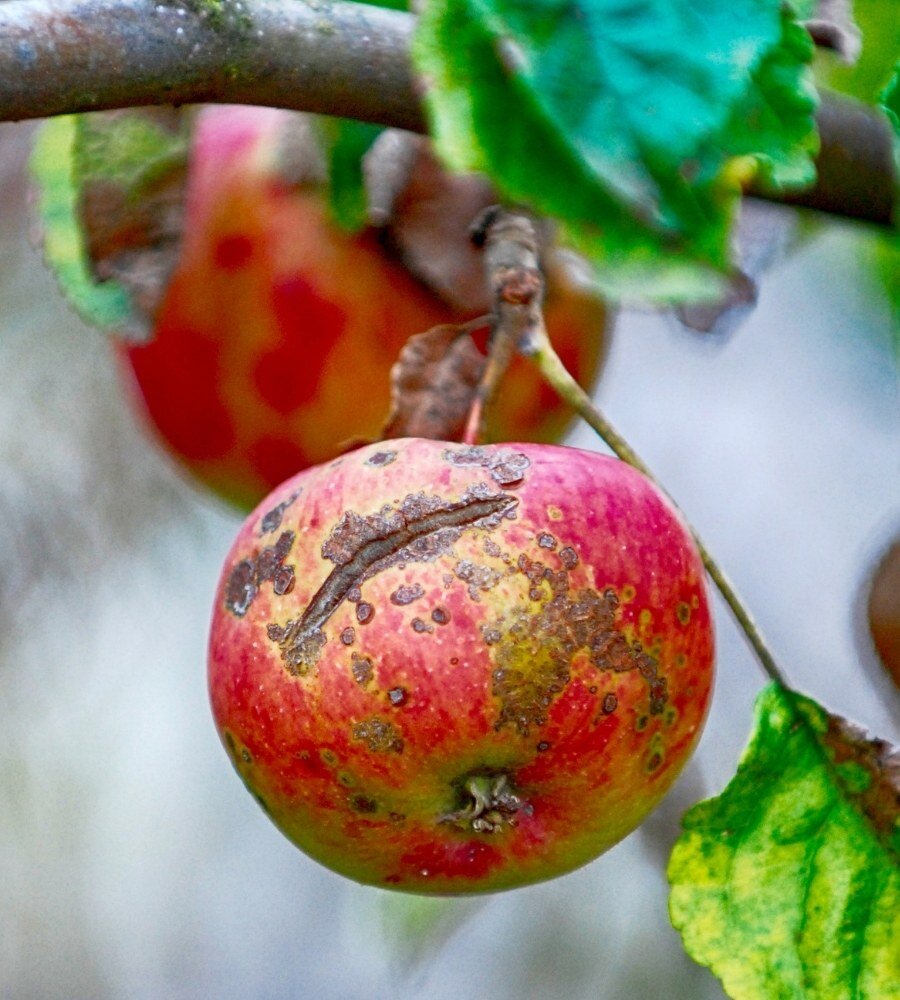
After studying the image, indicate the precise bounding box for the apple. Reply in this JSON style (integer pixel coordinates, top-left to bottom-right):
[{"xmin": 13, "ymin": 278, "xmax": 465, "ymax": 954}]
[
  {"xmin": 117, "ymin": 106, "xmax": 610, "ymax": 510},
  {"xmin": 208, "ymin": 438, "xmax": 715, "ymax": 893}
]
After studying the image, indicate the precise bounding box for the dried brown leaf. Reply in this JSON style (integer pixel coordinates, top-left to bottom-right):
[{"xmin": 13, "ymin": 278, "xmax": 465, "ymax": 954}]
[{"xmin": 382, "ymin": 323, "xmax": 487, "ymax": 441}]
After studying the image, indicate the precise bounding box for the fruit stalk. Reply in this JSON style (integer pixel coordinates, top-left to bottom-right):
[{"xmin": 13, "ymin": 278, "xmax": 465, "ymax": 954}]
[{"xmin": 476, "ymin": 208, "xmax": 789, "ymax": 690}]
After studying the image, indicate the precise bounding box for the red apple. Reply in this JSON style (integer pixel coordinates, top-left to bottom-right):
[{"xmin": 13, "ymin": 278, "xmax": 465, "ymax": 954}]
[
  {"xmin": 118, "ymin": 106, "xmax": 610, "ymax": 510},
  {"xmin": 208, "ymin": 438, "xmax": 714, "ymax": 893}
]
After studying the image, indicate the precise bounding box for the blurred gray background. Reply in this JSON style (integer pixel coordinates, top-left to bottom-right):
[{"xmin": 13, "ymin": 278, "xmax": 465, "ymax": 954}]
[{"xmin": 1, "ymin": 118, "xmax": 897, "ymax": 1000}]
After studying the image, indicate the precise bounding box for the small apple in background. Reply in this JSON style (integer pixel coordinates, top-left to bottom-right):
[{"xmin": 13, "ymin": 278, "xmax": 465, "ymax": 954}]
[
  {"xmin": 118, "ymin": 106, "xmax": 611, "ymax": 510},
  {"xmin": 208, "ymin": 438, "xmax": 714, "ymax": 894}
]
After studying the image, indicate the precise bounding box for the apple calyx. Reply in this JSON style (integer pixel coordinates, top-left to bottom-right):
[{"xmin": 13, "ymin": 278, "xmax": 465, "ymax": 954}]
[{"xmin": 441, "ymin": 772, "xmax": 530, "ymax": 834}]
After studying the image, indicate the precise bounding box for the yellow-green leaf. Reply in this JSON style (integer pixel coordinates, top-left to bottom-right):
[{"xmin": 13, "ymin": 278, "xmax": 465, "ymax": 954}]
[{"xmin": 668, "ymin": 683, "xmax": 900, "ymax": 999}]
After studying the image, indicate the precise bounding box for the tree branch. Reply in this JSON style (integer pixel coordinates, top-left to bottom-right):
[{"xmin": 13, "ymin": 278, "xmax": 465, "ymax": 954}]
[
  {"xmin": 0, "ymin": 0, "xmax": 895, "ymax": 226},
  {"xmin": 0, "ymin": 0, "xmax": 426, "ymax": 132}
]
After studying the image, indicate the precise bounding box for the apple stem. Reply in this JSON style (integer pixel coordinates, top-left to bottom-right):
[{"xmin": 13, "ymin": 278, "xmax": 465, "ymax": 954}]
[
  {"xmin": 462, "ymin": 207, "xmax": 547, "ymax": 446},
  {"xmin": 475, "ymin": 207, "xmax": 789, "ymax": 690}
]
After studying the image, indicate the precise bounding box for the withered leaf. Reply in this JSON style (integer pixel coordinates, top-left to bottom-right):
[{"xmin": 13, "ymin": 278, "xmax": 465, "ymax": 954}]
[{"xmin": 382, "ymin": 323, "xmax": 486, "ymax": 441}]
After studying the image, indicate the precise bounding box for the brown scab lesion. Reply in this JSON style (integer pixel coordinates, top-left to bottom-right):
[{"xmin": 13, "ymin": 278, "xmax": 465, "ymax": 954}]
[
  {"xmin": 351, "ymin": 652, "xmax": 374, "ymax": 687},
  {"xmin": 411, "ymin": 617, "xmax": 433, "ymax": 634},
  {"xmin": 442, "ymin": 445, "xmax": 531, "ymax": 486},
  {"xmin": 488, "ymin": 581, "xmax": 669, "ymax": 736},
  {"xmin": 269, "ymin": 487, "xmax": 518, "ymax": 675},
  {"xmin": 365, "ymin": 450, "xmax": 397, "ymax": 468},
  {"xmin": 455, "ymin": 559, "xmax": 501, "ymax": 600},
  {"xmin": 259, "ymin": 492, "xmax": 300, "ymax": 535},
  {"xmin": 390, "ymin": 583, "xmax": 425, "ymax": 606},
  {"xmin": 352, "ymin": 717, "xmax": 404, "ymax": 753},
  {"xmin": 431, "ymin": 606, "xmax": 451, "ymax": 625},
  {"xmin": 225, "ymin": 530, "xmax": 296, "ymax": 617}
]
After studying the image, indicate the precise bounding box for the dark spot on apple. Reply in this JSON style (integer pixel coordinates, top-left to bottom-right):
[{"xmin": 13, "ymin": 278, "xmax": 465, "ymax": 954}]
[
  {"xmin": 538, "ymin": 532, "xmax": 557, "ymax": 549},
  {"xmin": 356, "ymin": 602, "xmax": 374, "ymax": 624},
  {"xmin": 338, "ymin": 772, "xmax": 354, "ymax": 787},
  {"xmin": 273, "ymin": 565, "xmax": 295, "ymax": 595},
  {"xmin": 442, "ymin": 445, "xmax": 531, "ymax": 486},
  {"xmin": 340, "ymin": 627, "xmax": 355, "ymax": 646},
  {"xmin": 647, "ymin": 751, "xmax": 663, "ymax": 772},
  {"xmin": 267, "ymin": 621, "xmax": 288, "ymax": 642},
  {"xmin": 636, "ymin": 715, "xmax": 649, "ymax": 731},
  {"xmin": 224, "ymin": 559, "xmax": 258, "ymax": 616},
  {"xmin": 391, "ymin": 583, "xmax": 425, "ymax": 606},
  {"xmin": 260, "ymin": 493, "xmax": 299, "ymax": 535},
  {"xmin": 366, "ymin": 450, "xmax": 397, "ymax": 467},
  {"xmin": 559, "ymin": 546, "xmax": 578, "ymax": 569},
  {"xmin": 240, "ymin": 747, "xmax": 252, "ymax": 764},
  {"xmin": 388, "ymin": 687, "xmax": 408, "ymax": 706},
  {"xmin": 352, "ymin": 718, "xmax": 404, "ymax": 753},
  {"xmin": 536, "ymin": 741, "xmax": 550, "ymax": 752},
  {"xmin": 351, "ymin": 653, "xmax": 373, "ymax": 687},
  {"xmin": 226, "ymin": 532, "xmax": 296, "ymax": 615},
  {"xmin": 350, "ymin": 794, "xmax": 378, "ymax": 813},
  {"xmin": 347, "ymin": 585, "xmax": 362, "ymax": 603},
  {"xmin": 602, "ymin": 693, "xmax": 618, "ymax": 714},
  {"xmin": 431, "ymin": 606, "xmax": 450, "ymax": 625},
  {"xmin": 450, "ymin": 657, "xmax": 459, "ymax": 665},
  {"xmin": 483, "ymin": 537, "xmax": 502, "ymax": 558},
  {"xmin": 481, "ymin": 626, "xmax": 502, "ymax": 646},
  {"xmin": 388, "ymin": 812, "xmax": 406, "ymax": 825},
  {"xmin": 676, "ymin": 601, "xmax": 691, "ymax": 625},
  {"xmin": 455, "ymin": 560, "xmax": 501, "ymax": 600},
  {"xmin": 411, "ymin": 617, "xmax": 433, "ymax": 634},
  {"xmin": 320, "ymin": 749, "xmax": 338, "ymax": 766}
]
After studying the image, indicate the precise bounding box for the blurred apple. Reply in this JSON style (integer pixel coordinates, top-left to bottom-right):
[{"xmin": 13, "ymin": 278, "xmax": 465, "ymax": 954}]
[{"xmin": 117, "ymin": 106, "xmax": 611, "ymax": 509}]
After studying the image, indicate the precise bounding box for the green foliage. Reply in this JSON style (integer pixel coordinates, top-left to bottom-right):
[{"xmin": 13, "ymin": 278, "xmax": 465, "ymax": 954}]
[
  {"xmin": 30, "ymin": 116, "xmax": 132, "ymax": 332},
  {"xmin": 318, "ymin": 119, "xmax": 384, "ymax": 232},
  {"xmin": 413, "ymin": 0, "xmax": 818, "ymax": 302},
  {"xmin": 816, "ymin": 0, "xmax": 899, "ymax": 105},
  {"xmin": 669, "ymin": 684, "xmax": 900, "ymax": 999}
]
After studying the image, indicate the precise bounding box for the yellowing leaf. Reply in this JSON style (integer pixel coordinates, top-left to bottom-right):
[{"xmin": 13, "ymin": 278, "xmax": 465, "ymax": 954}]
[{"xmin": 668, "ymin": 683, "xmax": 900, "ymax": 1000}]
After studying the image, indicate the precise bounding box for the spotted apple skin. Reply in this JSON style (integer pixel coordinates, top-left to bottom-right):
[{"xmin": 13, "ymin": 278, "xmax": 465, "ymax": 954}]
[
  {"xmin": 208, "ymin": 438, "xmax": 714, "ymax": 893},
  {"xmin": 120, "ymin": 105, "xmax": 608, "ymax": 510}
]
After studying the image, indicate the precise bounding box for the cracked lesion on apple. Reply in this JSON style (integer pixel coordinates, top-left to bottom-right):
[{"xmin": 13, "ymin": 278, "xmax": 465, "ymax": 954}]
[
  {"xmin": 270, "ymin": 486, "xmax": 519, "ymax": 676},
  {"xmin": 487, "ymin": 550, "xmax": 668, "ymax": 737}
]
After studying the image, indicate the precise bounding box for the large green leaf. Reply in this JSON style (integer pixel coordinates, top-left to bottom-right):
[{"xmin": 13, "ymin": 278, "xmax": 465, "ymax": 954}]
[
  {"xmin": 413, "ymin": 0, "xmax": 818, "ymax": 302},
  {"xmin": 669, "ymin": 683, "xmax": 900, "ymax": 999}
]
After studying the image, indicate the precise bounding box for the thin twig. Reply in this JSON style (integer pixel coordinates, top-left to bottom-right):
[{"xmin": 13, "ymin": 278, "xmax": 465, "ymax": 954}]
[{"xmin": 477, "ymin": 208, "xmax": 791, "ymax": 689}]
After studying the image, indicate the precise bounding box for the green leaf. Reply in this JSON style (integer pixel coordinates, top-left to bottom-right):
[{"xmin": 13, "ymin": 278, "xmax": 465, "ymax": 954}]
[
  {"xmin": 816, "ymin": 0, "xmax": 900, "ymax": 105},
  {"xmin": 318, "ymin": 119, "xmax": 385, "ymax": 232},
  {"xmin": 413, "ymin": 0, "xmax": 818, "ymax": 302},
  {"xmin": 881, "ymin": 64, "xmax": 900, "ymax": 136},
  {"xmin": 30, "ymin": 116, "xmax": 132, "ymax": 332},
  {"xmin": 668, "ymin": 683, "xmax": 900, "ymax": 1000}
]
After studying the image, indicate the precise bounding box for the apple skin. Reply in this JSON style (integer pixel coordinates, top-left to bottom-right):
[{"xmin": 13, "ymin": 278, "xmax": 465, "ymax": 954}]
[
  {"xmin": 118, "ymin": 106, "xmax": 609, "ymax": 510},
  {"xmin": 208, "ymin": 438, "xmax": 715, "ymax": 894}
]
